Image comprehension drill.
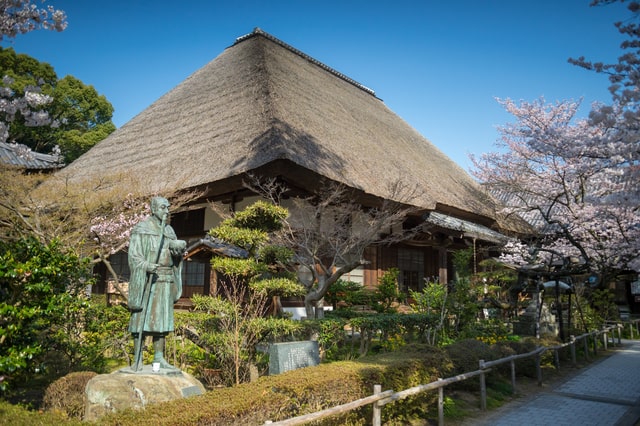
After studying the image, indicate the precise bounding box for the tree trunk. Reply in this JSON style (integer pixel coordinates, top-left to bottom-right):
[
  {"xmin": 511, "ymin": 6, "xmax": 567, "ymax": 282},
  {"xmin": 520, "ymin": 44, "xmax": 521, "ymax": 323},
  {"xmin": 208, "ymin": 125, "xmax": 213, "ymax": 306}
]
[
  {"xmin": 303, "ymin": 266, "xmax": 359, "ymax": 319},
  {"xmin": 315, "ymin": 299, "xmax": 325, "ymax": 319},
  {"xmin": 304, "ymin": 294, "xmax": 325, "ymax": 319},
  {"xmin": 100, "ymin": 256, "xmax": 127, "ymax": 306}
]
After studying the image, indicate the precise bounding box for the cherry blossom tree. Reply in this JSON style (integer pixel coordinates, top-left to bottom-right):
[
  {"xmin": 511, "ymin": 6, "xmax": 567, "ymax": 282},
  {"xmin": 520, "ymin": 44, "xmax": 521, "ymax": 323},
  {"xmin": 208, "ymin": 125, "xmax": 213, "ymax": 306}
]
[
  {"xmin": 474, "ymin": 96, "xmax": 639, "ymax": 277},
  {"xmin": 88, "ymin": 194, "xmax": 150, "ymax": 296},
  {"xmin": 473, "ymin": 1, "xmax": 640, "ymax": 278},
  {"xmin": 472, "ymin": 0, "xmax": 640, "ymax": 280},
  {"xmin": 568, "ymin": 0, "xmax": 640, "ymax": 212},
  {"xmin": 0, "ymin": 1, "xmax": 66, "ymax": 144},
  {"xmin": 0, "ymin": 0, "xmax": 66, "ymax": 41}
]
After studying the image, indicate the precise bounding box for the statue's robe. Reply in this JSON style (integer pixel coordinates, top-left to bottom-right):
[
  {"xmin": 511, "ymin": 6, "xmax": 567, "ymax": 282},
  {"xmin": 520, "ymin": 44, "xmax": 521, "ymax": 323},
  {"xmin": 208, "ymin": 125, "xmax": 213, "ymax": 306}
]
[{"xmin": 127, "ymin": 217, "xmax": 183, "ymax": 334}]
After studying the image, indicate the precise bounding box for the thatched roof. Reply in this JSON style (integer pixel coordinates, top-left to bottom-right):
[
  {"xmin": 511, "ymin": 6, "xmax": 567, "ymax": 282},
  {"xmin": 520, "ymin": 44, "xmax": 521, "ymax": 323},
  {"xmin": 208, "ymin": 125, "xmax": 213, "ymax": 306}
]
[{"xmin": 57, "ymin": 28, "xmax": 501, "ymax": 224}]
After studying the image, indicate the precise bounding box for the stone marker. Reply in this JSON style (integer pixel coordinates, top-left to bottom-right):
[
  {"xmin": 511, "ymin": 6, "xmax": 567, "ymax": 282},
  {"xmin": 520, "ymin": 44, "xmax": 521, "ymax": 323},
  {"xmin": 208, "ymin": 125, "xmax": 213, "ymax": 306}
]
[
  {"xmin": 512, "ymin": 300, "xmax": 558, "ymax": 337},
  {"xmin": 269, "ymin": 341, "xmax": 320, "ymax": 375},
  {"xmin": 84, "ymin": 367, "xmax": 205, "ymax": 421}
]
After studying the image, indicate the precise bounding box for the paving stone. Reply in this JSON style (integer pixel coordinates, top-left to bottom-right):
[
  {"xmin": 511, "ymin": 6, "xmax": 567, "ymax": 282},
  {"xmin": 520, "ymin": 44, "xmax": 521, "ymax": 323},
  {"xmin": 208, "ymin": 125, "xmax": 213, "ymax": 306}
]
[{"xmin": 464, "ymin": 340, "xmax": 640, "ymax": 426}]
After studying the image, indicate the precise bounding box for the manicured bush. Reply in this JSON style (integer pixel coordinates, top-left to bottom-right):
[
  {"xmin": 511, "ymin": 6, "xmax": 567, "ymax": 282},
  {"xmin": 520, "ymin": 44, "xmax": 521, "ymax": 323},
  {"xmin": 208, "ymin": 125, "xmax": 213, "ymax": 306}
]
[
  {"xmin": 0, "ymin": 399, "xmax": 82, "ymax": 426},
  {"xmin": 445, "ymin": 338, "xmax": 493, "ymax": 375},
  {"xmin": 487, "ymin": 337, "xmax": 537, "ymax": 376},
  {"xmin": 42, "ymin": 371, "xmax": 97, "ymax": 420},
  {"xmin": 95, "ymin": 344, "xmax": 452, "ymax": 425}
]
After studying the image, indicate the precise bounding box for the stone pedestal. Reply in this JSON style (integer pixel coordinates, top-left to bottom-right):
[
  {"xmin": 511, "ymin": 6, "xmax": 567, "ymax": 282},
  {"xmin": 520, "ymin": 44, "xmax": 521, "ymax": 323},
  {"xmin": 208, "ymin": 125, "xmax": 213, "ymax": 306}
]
[{"xmin": 84, "ymin": 366, "xmax": 205, "ymax": 421}]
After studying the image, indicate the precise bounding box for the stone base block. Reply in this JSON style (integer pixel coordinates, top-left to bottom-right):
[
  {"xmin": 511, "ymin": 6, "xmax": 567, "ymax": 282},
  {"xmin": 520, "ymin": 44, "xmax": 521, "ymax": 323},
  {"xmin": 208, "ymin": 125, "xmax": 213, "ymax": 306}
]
[{"xmin": 84, "ymin": 367, "xmax": 205, "ymax": 421}]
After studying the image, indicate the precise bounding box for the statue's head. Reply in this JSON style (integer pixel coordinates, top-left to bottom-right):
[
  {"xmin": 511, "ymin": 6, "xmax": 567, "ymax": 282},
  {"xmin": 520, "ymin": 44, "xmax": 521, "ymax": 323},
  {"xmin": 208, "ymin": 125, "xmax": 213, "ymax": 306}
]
[{"xmin": 150, "ymin": 197, "xmax": 170, "ymax": 221}]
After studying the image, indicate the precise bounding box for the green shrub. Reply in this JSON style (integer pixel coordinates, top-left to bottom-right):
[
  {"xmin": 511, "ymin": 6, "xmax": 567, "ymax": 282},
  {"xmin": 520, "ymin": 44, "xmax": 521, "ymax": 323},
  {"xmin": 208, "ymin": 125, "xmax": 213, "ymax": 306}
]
[
  {"xmin": 325, "ymin": 279, "xmax": 368, "ymax": 309},
  {"xmin": 42, "ymin": 371, "xmax": 97, "ymax": 419},
  {"xmin": 488, "ymin": 338, "xmax": 535, "ymax": 376},
  {"xmin": 91, "ymin": 344, "xmax": 451, "ymax": 426},
  {"xmin": 0, "ymin": 238, "xmax": 95, "ymax": 393},
  {"xmin": 445, "ymin": 338, "xmax": 493, "ymax": 376},
  {"xmin": 372, "ymin": 268, "xmax": 400, "ymax": 313},
  {"xmin": 0, "ymin": 399, "xmax": 82, "ymax": 426}
]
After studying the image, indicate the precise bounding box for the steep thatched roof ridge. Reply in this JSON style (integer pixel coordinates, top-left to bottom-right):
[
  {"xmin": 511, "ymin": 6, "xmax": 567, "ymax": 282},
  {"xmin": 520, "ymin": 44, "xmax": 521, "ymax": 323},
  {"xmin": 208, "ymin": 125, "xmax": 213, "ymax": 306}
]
[
  {"xmin": 57, "ymin": 28, "xmax": 498, "ymax": 220},
  {"xmin": 236, "ymin": 27, "xmax": 376, "ymax": 96}
]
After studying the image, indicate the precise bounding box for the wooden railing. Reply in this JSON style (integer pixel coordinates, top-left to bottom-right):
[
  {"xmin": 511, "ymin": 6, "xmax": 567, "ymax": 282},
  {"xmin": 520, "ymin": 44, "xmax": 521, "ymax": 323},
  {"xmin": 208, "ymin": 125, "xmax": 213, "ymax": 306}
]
[
  {"xmin": 264, "ymin": 323, "xmax": 624, "ymax": 426},
  {"xmin": 607, "ymin": 318, "xmax": 640, "ymax": 339}
]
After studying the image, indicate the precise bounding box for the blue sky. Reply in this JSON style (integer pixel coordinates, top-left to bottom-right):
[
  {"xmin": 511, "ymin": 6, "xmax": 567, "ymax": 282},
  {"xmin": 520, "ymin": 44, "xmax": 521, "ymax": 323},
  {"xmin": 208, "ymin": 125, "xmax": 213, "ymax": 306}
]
[{"xmin": 1, "ymin": 0, "xmax": 630, "ymax": 170}]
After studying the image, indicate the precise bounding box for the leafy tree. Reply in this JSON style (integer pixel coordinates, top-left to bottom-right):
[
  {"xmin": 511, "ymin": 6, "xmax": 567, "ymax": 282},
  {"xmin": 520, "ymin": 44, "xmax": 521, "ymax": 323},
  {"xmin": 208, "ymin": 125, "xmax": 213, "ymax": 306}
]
[
  {"xmin": 0, "ymin": 1, "xmax": 66, "ymax": 144},
  {"xmin": 373, "ymin": 267, "xmax": 400, "ymax": 313},
  {"xmin": 409, "ymin": 280, "xmax": 448, "ymax": 345},
  {"xmin": 325, "ymin": 279, "xmax": 370, "ymax": 309},
  {"xmin": 448, "ymin": 248, "xmax": 482, "ymax": 335},
  {"xmin": 476, "ymin": 257, "xmax": 519, "ymax": 315},
  {"xmin": 192, "ymin": 201, "xmax": 305, "ymax": 385},
  {"xmin": 0, "ymin": 48, "xmax": 116, "ymax": 162},
  {"xmin": 0, "ymin": 237, "xmax": 94, "ymax": 391},
  {"xmin": 250, "ymin": 177, "xmax": 421, "ymax": 319},
  {"xmin": 410, "ymin": 281, "xmax": 447, "ymax": 316}
]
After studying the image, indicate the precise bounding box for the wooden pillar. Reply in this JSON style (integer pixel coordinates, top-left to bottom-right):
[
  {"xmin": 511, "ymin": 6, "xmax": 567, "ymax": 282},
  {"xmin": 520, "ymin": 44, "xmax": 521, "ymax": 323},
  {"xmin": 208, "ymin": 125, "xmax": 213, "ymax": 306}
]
[
  {"xmin": 208, "ymin": 266, "xmax": 217, "ymax": 296},
  {"xmin": 438, "ymin": 247, "xmax": 448, "ymax": 285}
]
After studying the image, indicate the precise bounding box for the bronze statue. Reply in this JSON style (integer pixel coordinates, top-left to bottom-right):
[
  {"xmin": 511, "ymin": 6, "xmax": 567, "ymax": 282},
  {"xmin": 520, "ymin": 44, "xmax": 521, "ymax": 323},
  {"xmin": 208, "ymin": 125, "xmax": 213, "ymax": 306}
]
[{"xmin": 127, "ymin": 196, "xmax": 186, "ymax": 371}]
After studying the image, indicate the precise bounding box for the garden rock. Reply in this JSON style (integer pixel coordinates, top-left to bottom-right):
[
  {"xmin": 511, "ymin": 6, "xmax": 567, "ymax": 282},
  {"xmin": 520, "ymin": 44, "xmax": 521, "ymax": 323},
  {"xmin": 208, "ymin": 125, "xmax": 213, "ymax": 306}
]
[{"xmin": 84, "ymin": 367, "xmax": 205, "ymax": 421}]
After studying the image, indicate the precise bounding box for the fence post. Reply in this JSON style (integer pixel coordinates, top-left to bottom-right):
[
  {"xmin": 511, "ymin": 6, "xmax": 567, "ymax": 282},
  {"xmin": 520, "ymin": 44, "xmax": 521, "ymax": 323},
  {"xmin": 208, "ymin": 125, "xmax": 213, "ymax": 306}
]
[
  {"xmin": 570, "ymin": 335, "xmax": 576, "ymax": 367},
  {"xmin": 553, "ymin": 348, "xmax": 560, "ymax": 370},
  {"xmin": 618, "ymin": 324, "xmax": 622, "ymax": 345},
  {"xmin": 510, "ymin": 359, "xmax": 516, "ymax": 395},
  {"xmin": 592, "ymin": 333, "xmax": 598, "ymax": 356},
  {"xmin": 479, "ymin": 360, "xmax": 487, "ymax": 411},
  {"xmin": 372, "ymin": 384, "xmax": 382, "ymax": 426},
  {"xmin": 583, "ymin": 336, "xmax": 589, "ymax": 361},
  {"xmin": 438, "ymin": 378, "xmax": 444, "ymax": 426},
  {"xmin": 603, "ymin": 331, "xmax": 608, "ymax": 351},
  {"xmin": 536, "ymin": 352, "xmax": 542, "ymax": 386}
]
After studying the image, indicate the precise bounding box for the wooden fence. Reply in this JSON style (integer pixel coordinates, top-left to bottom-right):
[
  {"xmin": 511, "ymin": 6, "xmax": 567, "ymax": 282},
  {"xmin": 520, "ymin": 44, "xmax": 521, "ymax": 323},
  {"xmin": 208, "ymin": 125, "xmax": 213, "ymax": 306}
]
[
  {"xmin": 608, "ymin": 318, "xmax": 640, "ymax": 339},
  {"xmin": 264, "ymin": 323, "xmax": 625, "ymax": 426}
]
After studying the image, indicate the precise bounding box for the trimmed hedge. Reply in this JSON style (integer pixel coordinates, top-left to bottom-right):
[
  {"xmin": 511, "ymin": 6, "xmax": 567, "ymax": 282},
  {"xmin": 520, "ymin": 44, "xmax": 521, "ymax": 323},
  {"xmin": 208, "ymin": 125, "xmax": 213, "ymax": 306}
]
[
  {"xmin": 43, "ymin": 371, "xmax": 98, "ymax": 419},
  {"xmin": 96, "ymin": 344, "xmax": 452, "ymax": 425},
  {"xmin": 0, "ymin": 400, "xmax": 82, "ymax": 426}
]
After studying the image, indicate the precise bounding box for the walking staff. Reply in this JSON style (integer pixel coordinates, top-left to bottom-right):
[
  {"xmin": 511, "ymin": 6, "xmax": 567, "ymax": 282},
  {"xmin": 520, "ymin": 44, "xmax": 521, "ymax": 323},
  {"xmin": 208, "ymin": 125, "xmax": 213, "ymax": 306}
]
[
  {"xmin": 132, "ymin": 213, "xmax": 166, "ymax": 371},
  {"xmin": 127, "ymin": 197, "xmax": 186, "ymax": 372}
]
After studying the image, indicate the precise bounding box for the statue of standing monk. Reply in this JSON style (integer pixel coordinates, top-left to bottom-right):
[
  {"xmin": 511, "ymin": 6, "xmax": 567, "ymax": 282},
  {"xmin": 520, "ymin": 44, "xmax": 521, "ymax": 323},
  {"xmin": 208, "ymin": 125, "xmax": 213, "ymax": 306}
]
[{"xmin": 127, "ymin": 196, "xmax": 186, "ymax": 371}]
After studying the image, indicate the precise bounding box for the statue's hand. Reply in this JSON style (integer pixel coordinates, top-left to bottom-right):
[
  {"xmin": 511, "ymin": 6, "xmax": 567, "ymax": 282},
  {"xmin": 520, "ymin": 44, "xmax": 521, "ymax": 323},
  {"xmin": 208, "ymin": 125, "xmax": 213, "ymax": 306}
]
[
  {"xmin": 146, "ymin": 263, "xmax": 159, "ymax": 273},
  {"xmin": 170, "ymin": 239, "xmax": 187, "ymax": 255},
  {"xmin": 172, "ymin": 240, "xmax": 187, "ymax": 251}
]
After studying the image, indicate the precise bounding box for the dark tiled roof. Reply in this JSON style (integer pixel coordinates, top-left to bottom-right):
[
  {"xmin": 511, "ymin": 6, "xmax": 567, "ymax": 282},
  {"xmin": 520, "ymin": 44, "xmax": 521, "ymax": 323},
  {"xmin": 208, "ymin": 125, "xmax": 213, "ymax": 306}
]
[
  {"xmin": 424, "ymin": 211, "xmax": 510, "ymax": 244},
  {"xmin": 185, "ymin": 236, "xmax": 248, "ymax": 259},
  {"xmin": 0, "ymin": 142, "xmax": 63, "ymax": 170}
]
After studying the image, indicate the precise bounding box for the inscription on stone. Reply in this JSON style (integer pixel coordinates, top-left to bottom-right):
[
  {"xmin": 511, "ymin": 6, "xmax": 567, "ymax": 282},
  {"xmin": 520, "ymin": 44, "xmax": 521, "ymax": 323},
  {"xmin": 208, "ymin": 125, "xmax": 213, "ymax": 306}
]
[
  {"xmin": 269, "ymin": 341, "xmax": 320, "ymax": 375},
  {"xmin": 181, "ymin": 385, "xmax": 204, "ymax": 397}
]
